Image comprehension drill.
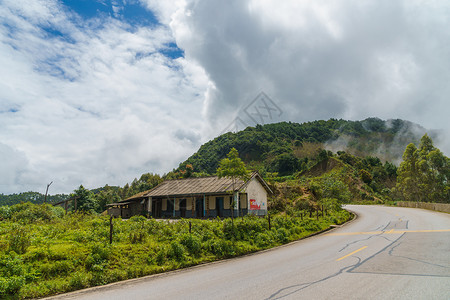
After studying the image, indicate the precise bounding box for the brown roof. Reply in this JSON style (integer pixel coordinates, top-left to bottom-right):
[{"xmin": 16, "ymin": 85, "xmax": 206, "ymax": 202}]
[
  {"xmin": 124, "ymin": 190, "xmax": 149, "ymax": 201},
  {"xmin": 120, "ymin": 172, "xmax": 272, "ymax": 201},
  {"xmin": 146, "ymin": 176, "xmax": 246, "ymax": 197}
]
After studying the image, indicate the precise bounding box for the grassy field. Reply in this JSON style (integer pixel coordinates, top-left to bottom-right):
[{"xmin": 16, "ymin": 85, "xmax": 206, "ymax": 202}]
[{"xmin": 0, "ymin": 203, "xmax": 350, "ymax": 299}]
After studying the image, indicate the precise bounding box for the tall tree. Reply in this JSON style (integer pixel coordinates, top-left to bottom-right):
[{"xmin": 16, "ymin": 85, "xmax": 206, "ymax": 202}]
[
  {"xmin": 396, "ymin": 134, "xmax": 449, "ymax": 203},
  {"xmin": 396, "ymin": 143, "xmax": 421, "ymax": 202},
  {"xmin": 216, "ymin": 148, "xmax": 249, "ymax": 219},
  {"xmin": 71, "ymin": 185, "xmax": 98, "ymax": 212},
  {"xmin": 94, "ymin": 185, "xmax": 122, "ymax": 213}
]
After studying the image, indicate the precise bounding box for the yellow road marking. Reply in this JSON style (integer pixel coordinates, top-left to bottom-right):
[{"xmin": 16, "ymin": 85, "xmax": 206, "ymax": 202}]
[
  {"xmin": 327, "ymin": 229, "xmax": 450, "ymax": 236},
  {"xmin": 336, "ymin": 246, "xmax": 367, "ymax": 261}
]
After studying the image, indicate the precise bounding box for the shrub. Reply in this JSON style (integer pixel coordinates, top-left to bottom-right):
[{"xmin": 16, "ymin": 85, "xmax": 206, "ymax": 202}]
[
  {"xmin": 276, "ymin": 228, "xmax": 290, "ymax": 244},
  {"xmin": 179, "ymin": 234, "xmax": 201, "ymax": 257},
  {"xmin": 8, "ymin": 225, "xmax": 31, "ymax": 254},
  {"xmin": 129, "ymin": 230, "xmax": 147, "ymax": 244},
  {"xmin": 301, "ymin": 220, "xmax": 322, "ymax": 231},
  {"xmin": 360, "ymin": 169, "xmax": 373, "ymax": 184},
  {"xmin": 0, "ymin": 206, "xmax": 11, "ymax": 219},
  {"xmin": 255, "ymin": 232, "xmax": 274, "ymax": 248},
  {"xmin": 155, "ymin": 246, "xmax": 167, "ymax": 265},
  {"xmin": 168, "ymin": 241, "xmax": 185, "ymax": 262},
  {"xmin": 39, "ymin": 260, "xmax": 74, "ymax": 278},
  {"xmin": 0, "ymin": 275, "xmax": 25, "ymax": 296},
  {"xmin": 68, "ymin": 271, "xmax": 89, "ymax": 290},
  {"xmin": 320, "ymin": 198, "xmax": 340, "ymax": 211},
  {"xmin": 207, "ymin": 239, "xmax": 235, "ymax": 258},
  {"xmin": 295, "ymin": 198, "xmax": 315, "ymax": 211},
  {"xmin": 222, "ymin": 220, "xmax": 237, "ymax": 240},
  {"xmin": 129, "ymin": 215, "xmax": 147, "ymax": 223},
  {"xmin": 11, "ymin": 203, "xmax": 58, "ymax": 223},
  {"xmin": 85, "ymin": 243, "xmax": 111, "ymax": 271}
]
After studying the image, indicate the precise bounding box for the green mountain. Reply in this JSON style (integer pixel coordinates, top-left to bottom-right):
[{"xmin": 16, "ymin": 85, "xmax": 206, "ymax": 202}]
[
  {"xmin": 179, "ymin": 118, "xmax": 432, "ymax": 177},
  {"xmin": 0, "ymin": 192, "xmax": 69, "ymax": 206}
]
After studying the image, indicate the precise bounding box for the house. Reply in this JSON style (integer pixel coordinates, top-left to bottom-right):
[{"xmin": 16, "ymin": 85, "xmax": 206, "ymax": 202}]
[{"xmin": 107, "ymin": 172, "xmax": 272, "ymax": 219}]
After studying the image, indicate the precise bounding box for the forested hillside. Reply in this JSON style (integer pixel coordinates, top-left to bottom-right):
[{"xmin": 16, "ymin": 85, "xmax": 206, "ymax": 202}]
[
  {"xmin": 178, "ymin": 118, "xmax": 431, "ymax": 177},
  {"xmin": 0, "ymin": 192, "xmax": 68, "ymax": 206}
]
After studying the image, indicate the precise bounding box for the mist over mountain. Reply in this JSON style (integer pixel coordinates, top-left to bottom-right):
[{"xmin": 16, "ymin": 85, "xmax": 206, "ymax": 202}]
[{"xmin": 179, "ymin": 118, "xmax": 434, "ymax": 176}]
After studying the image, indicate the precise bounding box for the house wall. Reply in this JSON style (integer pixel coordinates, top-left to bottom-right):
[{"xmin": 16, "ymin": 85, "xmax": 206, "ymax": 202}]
[
  {"xmin": 224, "ymin": 196, "xmax": 231, "ymax": 209},
  {"xmin": 141, "ymin": 186, "xmax": 267, "ymax": 219},
  {"xmin": 108, "ymin": 207, "xmax": 121, "ymax": 217},
  {"xmin": 208, "ymin": 197, "xmax": 215, "ymax": 210},
  {"xmin": 130, "ymin": 202, "xmax": 143, "ymax": 216},
  {"xmin": 203, "ymin": 194, "xmax": 247, "ymax": 218},
  {"xmin": 244, "ymin": 178, "xmax": 268, "ymax": 216}
]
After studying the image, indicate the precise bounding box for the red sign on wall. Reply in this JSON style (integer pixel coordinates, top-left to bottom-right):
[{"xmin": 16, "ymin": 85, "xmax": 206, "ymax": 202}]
[{"xmin": 250, "ymin": 199, "xmax": 260, "ymax": 210}]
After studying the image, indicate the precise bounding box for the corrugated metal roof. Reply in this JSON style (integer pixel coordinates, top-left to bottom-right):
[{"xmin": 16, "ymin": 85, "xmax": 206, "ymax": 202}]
[
  {"xmin": 118, "ymin": 172, "xmax": 272, "ymax": 201},
  {"xmin": 145, "ymin": 176, "xmax": 246, "ymax": 197},
  {"xmin": 125, "ymin": 190, "xmax": 149, "ymax": 201}
]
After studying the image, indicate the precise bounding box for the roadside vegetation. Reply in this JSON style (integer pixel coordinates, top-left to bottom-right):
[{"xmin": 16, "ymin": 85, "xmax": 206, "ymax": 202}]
[{"xmin": 0, "ymin": 203, "xmax": 350, "ymax": 299}]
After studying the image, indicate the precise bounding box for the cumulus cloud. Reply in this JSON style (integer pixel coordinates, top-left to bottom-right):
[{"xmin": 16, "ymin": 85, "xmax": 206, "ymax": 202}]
[
  {"xmin": 170, "ymin": 0, "xmax": 450, "ymax": 139},
  {"xmin": 0, "ymin": 0, "xmax": 208, "ymax": 194},
  {"xmin": 1, "ymin": 0, "xmax": 449, "ymax": 194}
]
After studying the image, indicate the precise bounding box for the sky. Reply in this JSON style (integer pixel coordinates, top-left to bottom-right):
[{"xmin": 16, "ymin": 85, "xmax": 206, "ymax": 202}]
[{"xmin": 1, "ymin": 0, "xmax": 449, "ymax": 195}]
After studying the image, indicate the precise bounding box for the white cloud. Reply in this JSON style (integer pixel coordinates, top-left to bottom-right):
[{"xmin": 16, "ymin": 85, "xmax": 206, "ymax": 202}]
[
  {"xmin": 2, "ymin": 0, "xmax": 450, "ymax": 194},
  {"xmin": 0, "ymin": 0, "xmax": 208, "ymax": 194},
  {"xmin": 167, "ymin": 0, "xmax": 450, "ymax": 149}
]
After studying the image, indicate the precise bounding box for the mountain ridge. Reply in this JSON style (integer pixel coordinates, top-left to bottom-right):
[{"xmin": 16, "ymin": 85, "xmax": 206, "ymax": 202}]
[{"xmin": 178, "ymin": 117, "xmax": 433, "ymax": 177}]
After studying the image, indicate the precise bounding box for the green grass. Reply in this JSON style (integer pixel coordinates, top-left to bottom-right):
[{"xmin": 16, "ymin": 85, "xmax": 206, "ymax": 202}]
[{"xmin": 0, "ymin": 203, "xmax": 351, "ymax": 299}]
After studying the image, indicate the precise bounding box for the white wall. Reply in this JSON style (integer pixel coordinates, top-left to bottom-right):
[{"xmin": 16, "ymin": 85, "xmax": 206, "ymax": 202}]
[{"xmin": 244, "ymin": 177, "xmax": 268, "ymax": 215}]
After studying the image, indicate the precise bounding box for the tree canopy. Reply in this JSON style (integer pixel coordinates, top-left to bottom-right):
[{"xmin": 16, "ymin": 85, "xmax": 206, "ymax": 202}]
[
  {"xmin": 396, "ymin": 134, "xmax": 449, "ymax": 203},
  {"xmin": 217, "ymin": 148, "xmax": 249, "ymax": 219},
  {"xmin": 216, "ymin": 148, "xmax": 249, "ymax": 184}
]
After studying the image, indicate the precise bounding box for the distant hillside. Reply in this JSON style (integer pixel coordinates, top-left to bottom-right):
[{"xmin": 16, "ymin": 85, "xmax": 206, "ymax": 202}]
[
  {"xmin": 0, "ymin": 192, "xmax": 69, "ymax": 206},
  {"xmin": 179, "ymin": 118, "xmax": 432, "ymax": 176}
]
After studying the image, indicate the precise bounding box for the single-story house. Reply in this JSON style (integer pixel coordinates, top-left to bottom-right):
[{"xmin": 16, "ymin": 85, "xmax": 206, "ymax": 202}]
[{"xmin": 107, "ymin": 172, "xmax": 272, "ymax": 219}]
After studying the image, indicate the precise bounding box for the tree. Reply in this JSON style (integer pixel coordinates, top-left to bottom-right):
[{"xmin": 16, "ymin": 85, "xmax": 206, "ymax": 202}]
[
  {"xmin": 94, "ymin": 185, "xmax": 122, "ymax": 213},
  {"xmin": 216, "ymin": 148, "xmax": 249, "ymax": 219},
  {"xmin": 359, "ymin": 169, "xmax": 373, "ymax": 184},
  {"xmin": 120, "ymin": 183, "xmax": 130, "ymax": 199},
  {"xmin": 71, "ymin": 185, "xmax": 98, "ymax": 213},
  {"xmin": 396, "ymin": 134, "xmax": 449, "ymax": 203},
  {"xmin": 270, "ymin": 153, "xmax": 300, "ymax": 176},
  {"xmin": 396, "ymin": 143, "xmax": 421, "ymax": 202}
]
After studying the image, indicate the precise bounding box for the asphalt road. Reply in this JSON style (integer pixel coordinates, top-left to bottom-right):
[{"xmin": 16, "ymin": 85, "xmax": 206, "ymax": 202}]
[{"xmin": 47, "ymin": 205, "xmax": 450, "ymax": 300}]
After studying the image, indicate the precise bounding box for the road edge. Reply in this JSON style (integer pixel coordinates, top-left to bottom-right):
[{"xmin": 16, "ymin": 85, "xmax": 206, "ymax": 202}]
[{"xmin": 43, "ymin": 210, "xmax": 357, "ymax": 299}]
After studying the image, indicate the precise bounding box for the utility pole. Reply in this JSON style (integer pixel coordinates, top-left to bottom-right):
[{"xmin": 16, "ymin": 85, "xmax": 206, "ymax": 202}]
[{"xmin": 44, "ymin": 181, "xmax": 53, "ymax": 203}]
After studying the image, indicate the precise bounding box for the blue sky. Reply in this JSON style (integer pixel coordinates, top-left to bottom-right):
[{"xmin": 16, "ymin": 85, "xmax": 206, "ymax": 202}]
[
  {"xmin": 1, "ymin": 0, "xmax": 449, "ymax": 194},
  {"xmin": 60, "ymin": 0, "xmax": 164, "ymax": 32}
]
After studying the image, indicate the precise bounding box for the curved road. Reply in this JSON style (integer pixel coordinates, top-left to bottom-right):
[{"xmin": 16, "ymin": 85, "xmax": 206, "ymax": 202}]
[{"xmin": 47, "ymin": 205, "xmax": 450, "ymax": 299}]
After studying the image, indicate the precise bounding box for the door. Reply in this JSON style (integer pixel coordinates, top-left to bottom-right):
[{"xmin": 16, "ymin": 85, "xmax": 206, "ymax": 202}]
[
  {"xmin": 196, "ymin": 197, "xmax": 204, "ymax": 218},
  {"xmin": 216, "ymin": 197, "xmax": 224, "ymax": 218},
  {"xmin": 179, "ymin": 199, "xmax": 187, "ymax": 218},
  {"xmin": 152, "ymin": 200, "xmax": 162, "ymax": 218}
]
